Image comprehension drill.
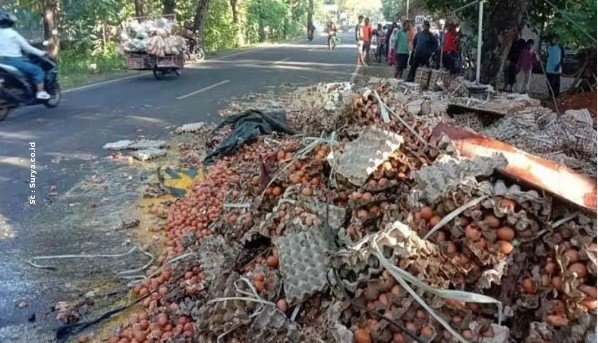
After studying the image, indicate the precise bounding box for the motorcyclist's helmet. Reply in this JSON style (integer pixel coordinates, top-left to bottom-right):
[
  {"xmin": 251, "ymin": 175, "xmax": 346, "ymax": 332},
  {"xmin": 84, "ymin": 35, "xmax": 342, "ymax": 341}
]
[{"xmin": 0, "ymin": 12, "xmax": 17, "ymax": 28}]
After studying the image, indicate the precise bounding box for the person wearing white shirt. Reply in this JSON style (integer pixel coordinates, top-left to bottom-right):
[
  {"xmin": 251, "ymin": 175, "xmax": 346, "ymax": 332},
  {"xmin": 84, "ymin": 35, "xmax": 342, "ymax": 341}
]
[{"xmin": 0, "ymin": 12, "xmax": 50, "ymax": 100}]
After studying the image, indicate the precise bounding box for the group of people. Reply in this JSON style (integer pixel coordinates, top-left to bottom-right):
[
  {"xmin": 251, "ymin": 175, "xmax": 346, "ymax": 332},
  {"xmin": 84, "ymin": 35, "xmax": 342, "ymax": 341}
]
[
  {"xmin": 353, "ymin": 16, "xmax": 566, "ymax": 99},
  {"xmin": 504, "ymin": 36, "xmax": 565, "ymax": 97},
  {"xmin": 354, "ymin": 17, "xmax": 461, "ymax": 83}
]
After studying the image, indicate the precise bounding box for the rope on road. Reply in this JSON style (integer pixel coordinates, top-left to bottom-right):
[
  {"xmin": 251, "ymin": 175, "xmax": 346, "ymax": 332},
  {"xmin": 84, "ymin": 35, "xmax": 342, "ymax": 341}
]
[{"xmin": 27, "ymin": 245, "xmax": 154, "ymax": 277}]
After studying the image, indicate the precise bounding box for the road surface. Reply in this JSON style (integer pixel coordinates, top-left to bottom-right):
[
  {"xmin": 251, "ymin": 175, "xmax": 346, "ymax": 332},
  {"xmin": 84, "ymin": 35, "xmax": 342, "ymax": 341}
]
[{"xmin": 0, "ymin": 33, "xmax": 360, "ymax": 341}]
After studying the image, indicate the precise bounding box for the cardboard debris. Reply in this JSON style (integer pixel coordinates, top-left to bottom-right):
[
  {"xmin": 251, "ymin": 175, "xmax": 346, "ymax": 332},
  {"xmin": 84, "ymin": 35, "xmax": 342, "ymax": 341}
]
[
  {"xmin": 176, "ymin": 122, "xmax": 206, "ymax": 133},
  {"xmin": 103, "ymin": 140, "xmax": 133, "ymax": 150},
  {"xmin": 335, "ymin": 126, "xmax": 404, "ymax": 186},
  {"xmin": 130, "ymin": 147, "xmax": 167, "ymax": 161}
]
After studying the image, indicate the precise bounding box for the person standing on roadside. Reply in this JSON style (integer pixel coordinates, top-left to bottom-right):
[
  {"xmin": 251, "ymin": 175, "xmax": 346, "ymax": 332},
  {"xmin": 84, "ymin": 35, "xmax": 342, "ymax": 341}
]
[
  {"xmin": 385, "ymin": 22, "xmax": 397, "ymax": 57},
  {"xmin": 504, "ymin": 38, "xmax": 526, "ymax": 92},
  {"xmin": 355, "ymin": 15, "xmax": 367, "ymax": 66},
  {"xmin": 442, "ymin": 22, "xmax": 459, "ymax": 75},
  {"xmin": 387, "ymin": 26, "xmax": 399, "ymax": 65},
  {"xmin": 406, "ymin": 21, "xmax": 438, "ymax": 82},
  {"xmin": 394, "ymin": 20, "xmax": 411, "ymax": 79},
  {"xmin": 516, "ymin": 39, "xmax": 538, "ymax": 94},
  {"xmin": 362, "ymin": 18, "xmax": 373, "ymax": 62},
  {"xmin": 374, "ymin": 23, "xmax": 386, "ymax": 63},
  {"xmin": 546, "ymin": 35, "xmax": 566, "ymax": 98}
]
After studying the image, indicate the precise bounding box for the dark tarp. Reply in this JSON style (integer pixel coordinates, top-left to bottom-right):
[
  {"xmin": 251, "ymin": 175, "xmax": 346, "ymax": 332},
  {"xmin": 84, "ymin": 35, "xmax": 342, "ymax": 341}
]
[{"xmin": 203, "ymin": 109, "xmax": 296, "ymax": 164}]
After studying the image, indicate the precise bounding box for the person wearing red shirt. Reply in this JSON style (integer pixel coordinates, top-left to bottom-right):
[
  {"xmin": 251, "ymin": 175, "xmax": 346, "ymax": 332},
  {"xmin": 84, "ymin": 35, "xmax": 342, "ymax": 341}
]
[
  {"xmin": 362, "ymin": 17, "xmax": 373, "ymax": 63},
  {"xmin": 442, "ymin": 22, "xmax": 459, "ymax": 75}
]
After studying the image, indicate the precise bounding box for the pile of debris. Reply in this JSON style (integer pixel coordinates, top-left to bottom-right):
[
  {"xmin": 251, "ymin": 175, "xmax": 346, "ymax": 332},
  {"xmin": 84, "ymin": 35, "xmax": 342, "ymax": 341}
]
[{"xmin": 104, "ymin": 78, "xmax": 596, "ymax": 343}]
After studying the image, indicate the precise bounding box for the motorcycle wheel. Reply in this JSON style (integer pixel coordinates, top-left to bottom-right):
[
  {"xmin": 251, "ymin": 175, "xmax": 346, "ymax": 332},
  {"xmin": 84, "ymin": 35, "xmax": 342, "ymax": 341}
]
[
  {"xmin": 44, "ymin": 84, "xmax": 61, "ymax": 108},
  {"xmin": 194, "ymin": 47, "xmax": 205, "ymax": 61},
  {"xmin": 153, "ymin": 68, "xmax": 166, "ymax": 80},
  {"xmin": 0, "ymin": 103, "xmax": 10, "ymax": 122}
]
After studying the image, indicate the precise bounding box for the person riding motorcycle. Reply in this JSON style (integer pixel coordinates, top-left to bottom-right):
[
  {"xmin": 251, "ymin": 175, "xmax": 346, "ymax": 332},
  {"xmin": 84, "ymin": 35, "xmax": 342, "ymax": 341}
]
[
  {"xmin": 326, "ymin": 21, "xmax": 337, "ymax": 48},
  {"xmin": 0, "ymin": 12, "xmax": 50, "ymax": 100},
  {"xmin": 307, "ymin": 22, "xmax": 315, "ymax": 41}
]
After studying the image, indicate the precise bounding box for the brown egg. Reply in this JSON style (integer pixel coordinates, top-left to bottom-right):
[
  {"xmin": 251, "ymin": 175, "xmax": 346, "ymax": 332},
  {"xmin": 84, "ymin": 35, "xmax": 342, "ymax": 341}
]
[
  {"xmin": 498, "ymin": 241, "xmax": 514, "ymax": 255},
  {"xmin": 276, "ymin": 299, "xmax": 289, "ymax": 312},
  {"xmin": 563, "ymin": 249, "xmax": 580, "ymax": 264},
  {"xmin": 484, "ymin": 215, "xmax": 500, "ymax": 229},
  {"xmin": 353, "ymin": 329, "xmax": 372, "ymax": 343},
  {"xmin": 496, "ymin": 227, "xmax": 515, "ymax": 241},
  {"xmin": 429, "ymin": 215, "xmax": 441, "ymax": 228},
  {"xmin": 569, "ymin": 262, "xmax": 588, "ymax": 278},
  {"xmin": 579, "ymin": 285, "xmax": 598, "ymax": 299},
  {"xmin": 267, "ymin": 256, "xmax": 279, "ymax": 268},
  {"xmin": 419, "ymin": 206, "xmax": 434, "ymax": 221},
  {"xmin": 522, "ymin": 277, "xmax": 537, "ymax": 294}
]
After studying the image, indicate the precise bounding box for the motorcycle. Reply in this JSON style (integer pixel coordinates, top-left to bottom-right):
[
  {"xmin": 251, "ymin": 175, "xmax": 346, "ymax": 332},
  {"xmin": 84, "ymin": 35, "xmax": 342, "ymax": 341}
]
[
  {"xmin": 327, "ymin": 32, "xmax": 339, "ymax": 50},
  {"xmin": 0, "ymin": 53, "xmax": 61, "ymax": 121},
  {"xmin": 184, "ymin": 33, "xmax": 205, "ymax": 63}
]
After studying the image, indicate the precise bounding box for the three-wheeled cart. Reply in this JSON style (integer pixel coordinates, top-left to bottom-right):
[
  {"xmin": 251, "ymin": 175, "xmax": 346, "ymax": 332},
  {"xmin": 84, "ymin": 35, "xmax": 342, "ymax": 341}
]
[{"xmin": 125, "ymin": 52, "xmax": 184, "ymax": 79}]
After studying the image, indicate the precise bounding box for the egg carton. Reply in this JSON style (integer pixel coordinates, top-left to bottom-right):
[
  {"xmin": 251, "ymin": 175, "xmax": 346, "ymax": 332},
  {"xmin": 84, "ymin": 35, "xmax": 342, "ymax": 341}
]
[
  {"xmin": 194, "ymin": 272, "xmax": 253, "ymax": 336},
  {"xmin": 195, "ymin": 235, "xmax": 239, "ymax": 283},
  {"xmin": 334, "ymin": 126, "xmax": 404, "ymax": 186},
  {"xmin": 103, "ymin": 140, "xmax": 133, "ymax": 150},
  {"xmin": 331, "ymin": 220, "xmax": 471, "ymax": 291},
  {"xmin": 175, "ymin": 122, "xmax": 206, "ymax": 133},
  {"xmin": 275, "ymin": 228, "xmax": 335, "ymax": 304},
  {"xmin": 248, "ymin": 306, "xmax": 304, "ymax": 342},
  {"xmin": 410, "ymin": 154, "xmax": 508, "ymax": 204},
  {"xmin": 128, "ymin": 139, "xmax": 167, "ymax": 150},
  {"xmin": 428, "ymin": 68, "xmax": 450, "ymax": 91},
  {"xmin": 130, "ymin": 147, "xmax": 167, "ymax": 161},
  {"xmin": 414, "ymin": 67, "xmax": 432, "ymax": 90},
  {"xmin": 325, "ymin": 300, "xmax": 353, "ymax": 343}
]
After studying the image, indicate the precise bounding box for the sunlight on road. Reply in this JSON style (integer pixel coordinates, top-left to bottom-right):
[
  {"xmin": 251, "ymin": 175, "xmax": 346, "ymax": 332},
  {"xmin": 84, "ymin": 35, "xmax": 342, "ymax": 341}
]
[{"xmin": 0, "ymin": 214, "xmax": 15, "ymax": 239}]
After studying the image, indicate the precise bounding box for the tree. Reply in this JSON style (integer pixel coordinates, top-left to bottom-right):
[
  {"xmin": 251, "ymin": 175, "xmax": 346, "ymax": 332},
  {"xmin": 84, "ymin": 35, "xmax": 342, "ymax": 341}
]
[
  {"xmin": 163, "ymin": 0, "xmax": 176, "ymax": 14},
  {"xmin": 41, "ymin": 0, "xmax": 60, "ymax": 57},
  {"xmin": 134, "ymin": 0, "xmax": 144, "ymax": 16},
  {"xmin": 381, "ymin": 0, "xmax": 402, "ymax": 21},
  {"xmin": 193, "ymin": 0, "xmax": 213, "ymax": 45},
  {"xmin": 229, "ymin": 0, "xmax": 242, "ymax": 45}
]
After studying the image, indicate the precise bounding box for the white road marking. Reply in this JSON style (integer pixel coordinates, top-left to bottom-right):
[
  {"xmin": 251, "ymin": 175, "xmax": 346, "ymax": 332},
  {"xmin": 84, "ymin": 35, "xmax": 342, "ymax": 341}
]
[
  {"xmin": 64, "ymin": 74, "xmax": 145, "ymax": 93},
  {"xmin": 176, "ymin": 80, "xmax": 230, "ymax": 100},
  {"xmin": 274, "ymin": 57, "xmax": 291, "ymax": 64}
]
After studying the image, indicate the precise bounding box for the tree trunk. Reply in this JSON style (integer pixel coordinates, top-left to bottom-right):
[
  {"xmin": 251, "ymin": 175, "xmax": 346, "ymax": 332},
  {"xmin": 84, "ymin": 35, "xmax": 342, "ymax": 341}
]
[
  {"xmin": 229, "ymin": 0, "xmax": 243, "ymax": 46},
  {"xmin": 480, "ymin": 0, "xmax": 529, "ymax": 84},
  {"xmin": 134, "ymin": 0, "xmax": 144, "ymax": 17},
  {"xmin": 193, "ymin": 0, "xmax": 213, "ymax": 46},
  {"xmin": 163, "ymin": 0, "xmax": 176, "ymax": 15},
  {"xmin": 42, "ymin": 0, "xmax": 60, "ymax": 57},
  {"xmin": 307, "ymin": 0, "xmax": 314, "ymax": 29}
]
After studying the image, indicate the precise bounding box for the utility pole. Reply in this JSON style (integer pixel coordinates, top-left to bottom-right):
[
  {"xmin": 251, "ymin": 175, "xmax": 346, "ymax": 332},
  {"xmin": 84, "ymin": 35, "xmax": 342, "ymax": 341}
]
[
  {"xmin": 475, "ymin": 0, "xmax": 484, "ymax": 84},
  {"xmin": 406, "ymin": 0, "xmax": 410, "ymax": 19}
]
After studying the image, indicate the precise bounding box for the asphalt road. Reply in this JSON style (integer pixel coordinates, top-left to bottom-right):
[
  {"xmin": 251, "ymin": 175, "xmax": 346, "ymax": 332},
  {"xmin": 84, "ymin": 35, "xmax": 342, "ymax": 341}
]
[{"xmin": 0, "ymin": 33, "xmax": 359, "ymax": 341}]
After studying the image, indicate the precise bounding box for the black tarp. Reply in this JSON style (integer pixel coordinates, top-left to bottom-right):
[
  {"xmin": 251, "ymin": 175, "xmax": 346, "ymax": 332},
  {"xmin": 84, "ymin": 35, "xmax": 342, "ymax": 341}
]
[{"xmin": 203, "ymin": 109, "xmax": 296, "ymax": 164}]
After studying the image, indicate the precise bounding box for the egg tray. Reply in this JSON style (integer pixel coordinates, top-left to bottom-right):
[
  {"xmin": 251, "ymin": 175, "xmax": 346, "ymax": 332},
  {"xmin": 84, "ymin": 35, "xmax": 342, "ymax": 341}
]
[
  {"xmin": 247, "ymin": 185, "xmax": 345, "ymax": 241},
  {"xmin": 275, "ymin": 228, "xmax": 336, "ymax": 304},
  {"xmin": 410, "ymin": 154, "xmax": 508, "ymax": 205},
  {"xmin": 331, "ymin": 220, "xmax": 472, "ymax": 292},
  {"xmin": 194, "ymin": 272, "xmax": 254, "ymax": 336},
  {"xmin": 334, "ymin": 126, "xmax": 404, "ymax": 187},
  {"xmin": 325, "ymin": 300, "xmax": 353, "ymax": 343},
  {"xmin": 247, "ymin": 305, "xmax": 304, "ymax": 342},
  {"xmin": 195, "ymin": 235, "xmax": 239, "ymax": 283}
]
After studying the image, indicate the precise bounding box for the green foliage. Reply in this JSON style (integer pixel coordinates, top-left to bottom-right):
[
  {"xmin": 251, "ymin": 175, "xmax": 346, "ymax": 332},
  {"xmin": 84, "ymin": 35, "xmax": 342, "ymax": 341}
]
[
  {"xmin": 380, "ymin": 0, "xmax": 402, "ymax": 21},
  {"xmin": 536, "ymin": 0, "xmax": 597, "ymax": 49},
  {"xmin": 246, "ymin": 0, "xmax": 292, "ymax": 42},
  {"xmin": 203, "ymin": 0, "xmax": 236, "ymax": 51}
]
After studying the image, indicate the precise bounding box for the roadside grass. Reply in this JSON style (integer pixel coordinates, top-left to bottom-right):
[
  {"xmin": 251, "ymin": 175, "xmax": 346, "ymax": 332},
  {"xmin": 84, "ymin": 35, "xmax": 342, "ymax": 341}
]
[{"xmin": 58, "ymin": 49, "xmax": 137, "ymax": 90}]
